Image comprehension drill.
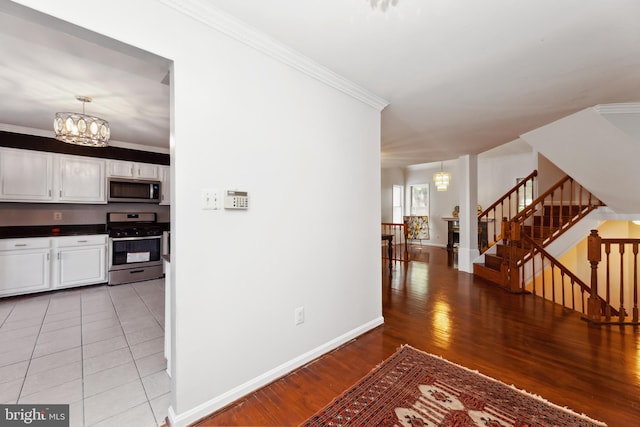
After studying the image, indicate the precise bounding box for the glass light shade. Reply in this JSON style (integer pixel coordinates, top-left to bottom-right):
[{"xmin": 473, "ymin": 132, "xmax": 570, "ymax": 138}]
[
  {"xmin": 433, "ymin": 171, "xmax": 451, "ymax": 191},
  {"xmin": 54, "ymin": 112, "xmax": 110, "ymax": 147}
]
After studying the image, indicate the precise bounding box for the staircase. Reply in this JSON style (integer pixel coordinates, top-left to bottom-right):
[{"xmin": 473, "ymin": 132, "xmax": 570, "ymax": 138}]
[{"xmin": 474, "ymin": 174, "xmax": 604, "ymax": 292}]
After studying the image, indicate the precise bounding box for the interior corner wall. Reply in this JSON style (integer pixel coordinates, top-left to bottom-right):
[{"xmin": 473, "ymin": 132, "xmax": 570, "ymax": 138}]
[
  {"xmin": 537, "ymin": 153, "xmax": 565, "ymax": 191},
  {"xmin": 15, "ymin": 0, "xmax": 383, "ymax": 424}
]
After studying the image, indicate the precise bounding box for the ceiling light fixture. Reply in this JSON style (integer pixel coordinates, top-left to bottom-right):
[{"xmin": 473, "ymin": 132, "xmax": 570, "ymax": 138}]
[
  {"xmin": 367, "ymin": 0, "xmax": 399, "ymax": 12},
  {"xmin": 54, "ymin": 96, "xmax": 110, "ymax": 147},
  {"xmin": 433, "ymin": 161, "xmax": 451, "ymax": 192}
]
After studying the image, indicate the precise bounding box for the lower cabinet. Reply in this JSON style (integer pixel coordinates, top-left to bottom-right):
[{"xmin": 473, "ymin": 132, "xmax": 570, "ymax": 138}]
[
  {"xmin": 53, "ymin": 235, "xmax": 107, "ymax": 290},
  {"xmin": 0, "ymin": 238, "xmax": 51, "ymax": 296},
  {"xmin": 0, "ymin": 235, "xmax": 107, "ymax": 298}
]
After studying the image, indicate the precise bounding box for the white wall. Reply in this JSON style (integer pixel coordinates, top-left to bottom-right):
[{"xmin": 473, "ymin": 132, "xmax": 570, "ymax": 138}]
[
  {"xmin": 15, "ymin": 1, "xmax": 384, "ymax": 425},
  {"xmin": 405, "ymin": 160, "xmax": 459, "ymax": 247},
  {"xmin": 477, "ymin": 146, "xmax": 536, "ymax": 206}
]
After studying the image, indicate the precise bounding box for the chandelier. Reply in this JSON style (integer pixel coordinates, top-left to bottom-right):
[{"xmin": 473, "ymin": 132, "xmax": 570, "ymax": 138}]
[
  {"xmin": 433, "ymin": 161, "xmax": 451, "ymax": 192},
  {"xmin": 54, "ymin": 96, "xmax": 110, "ymax": 147},
  {"xmin": 366, "ymin": 0, "xmax": 399, "ymax": 11}
]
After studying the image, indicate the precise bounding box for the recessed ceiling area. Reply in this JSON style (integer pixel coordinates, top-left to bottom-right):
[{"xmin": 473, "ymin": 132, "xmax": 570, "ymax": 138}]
[{"xmin": 0, "ymin": 1, "xmax": 171, "ymax": 152}]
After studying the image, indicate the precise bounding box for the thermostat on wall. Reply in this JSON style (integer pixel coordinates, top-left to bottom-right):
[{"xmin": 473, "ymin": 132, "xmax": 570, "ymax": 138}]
[{"xmin": 224, "ymin": 190, "xmax": 249, "ymax": 210}]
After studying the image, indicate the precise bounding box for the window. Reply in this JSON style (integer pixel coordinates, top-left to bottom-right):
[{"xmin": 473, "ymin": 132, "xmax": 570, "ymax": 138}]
[
  {"xmin": 407, "ymin": 184, "xmax": 429, "ymax": 216},
  {"xmin": 516, "ymin": 177, "xmax": 533, "ymax": 212},
  {"xmin": 392, "ymin": 185, "xmax": 404, "ymax": 224}
]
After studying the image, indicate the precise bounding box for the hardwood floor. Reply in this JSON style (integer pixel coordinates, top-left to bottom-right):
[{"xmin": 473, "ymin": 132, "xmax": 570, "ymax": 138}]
[{"xmin": 194, "ymin": 246, "xmax": 640, "ymax": 426}]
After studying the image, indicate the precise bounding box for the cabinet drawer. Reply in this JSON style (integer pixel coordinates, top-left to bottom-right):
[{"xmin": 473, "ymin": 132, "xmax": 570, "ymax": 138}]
[
  {"xmin": 55, "ymin": 234, "xmax": 107, "ymax": 248},
  {"xmin": 0, "ymin": 238, "xmax": 51, "ymax": 251}
]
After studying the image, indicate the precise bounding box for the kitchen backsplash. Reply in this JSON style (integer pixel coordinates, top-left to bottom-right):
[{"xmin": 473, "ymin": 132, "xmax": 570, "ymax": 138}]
[{"xmin": 0, "ymin": 203, "xmax": 170, "ymax": 226}]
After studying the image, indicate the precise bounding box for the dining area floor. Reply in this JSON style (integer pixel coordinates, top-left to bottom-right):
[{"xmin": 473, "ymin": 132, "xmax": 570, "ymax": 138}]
[{"xmin": 0, "ymin": 278, "xmax": 170, "ymax": 427}]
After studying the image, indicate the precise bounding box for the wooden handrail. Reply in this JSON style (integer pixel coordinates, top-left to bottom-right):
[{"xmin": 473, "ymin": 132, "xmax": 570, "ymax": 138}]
[
  {"xmin": 512, "ymin": 174, "xmax": 574, "ymax": 223},
  {"xmin": 478, "ymin": 169, "xmax": 537, "ymax": 253},
  {"xmin": 509, "ymin": 174, "xmax": 603, "ymax": 248},
  {"xmin": 519, "ymin": 234, "xmax": 618, "ymax": 316},
  {"xmin": 496, "ymin": 175, "xmax": 604, "ymax": 293},
  {"xmin": 479, "ymin": 169, "xmax": 537, "ymax": 219}
]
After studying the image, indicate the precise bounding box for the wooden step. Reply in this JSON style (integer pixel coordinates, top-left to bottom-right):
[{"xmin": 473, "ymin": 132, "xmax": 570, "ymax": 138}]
[
  {"xmin": 484, "ymin": 254, "xmax": 503, "ymax": 271},
  {"xmin": 473, "ymin": 263, "xmax": 503, "ymax": 286},
  {"xmin": 533, "ymin": 215, "xmax": 575, "ymax": 226},
  {"xmin": 522, "ymin": 225, "xmax": 553, "ymax": 239},
  {"xmin": 543, "ymin": 205, "xmax": 581, "ymax": 217},
  {"xmin": 496, "ymin": 244, "xmax": 531, "ymax": 259}
]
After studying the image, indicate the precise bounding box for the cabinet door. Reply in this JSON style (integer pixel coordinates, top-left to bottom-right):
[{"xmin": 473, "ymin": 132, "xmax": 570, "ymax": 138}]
[
  {"xmin": 160, "ymin": 166, "xmax": 170, "ymax": 205},
  {"xmin": 58, "ymin": 155, "xmax": 106, "ymax": 203},
  {"xmin": 0, "ymin": 148, "xmax": 53, "ymax": 201},
  {"xmin": 107, "ymin": 160, "xmax": 135, "ymax": 178},
  {"xmin": 0, "ymin": 238, "xmax": 51, "ymax": 296},
  {"xmin": 56, "ymin": 245, "xmax": 107, "ymax": 288},
  {"xmin": 136, "ymin": 163, "xmax": 159, "ymax": 180}
]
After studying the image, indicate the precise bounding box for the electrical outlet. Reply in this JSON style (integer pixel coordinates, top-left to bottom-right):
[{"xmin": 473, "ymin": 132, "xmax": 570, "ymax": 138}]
[
  {"xmin": 294, "ymin": 307, "xmax": 304, "ymax": 326},
  {"xmin": 53, "ymin": 212, "xmax": 62, "ymax": 220}
]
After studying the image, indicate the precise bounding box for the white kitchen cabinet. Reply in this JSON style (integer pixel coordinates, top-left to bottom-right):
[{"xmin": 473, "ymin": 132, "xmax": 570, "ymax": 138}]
[
  {"xmin": 108, "ymin": 160, "xmax": 159, "ymax": 180},
  {"xmin": 57, "ymin": 155, "xmax": 106, "ymax": 203},
  {"xmin": 0, "ymin": 238, "xmax": 51, "ymax": 297},
  {"xmin": 160, "ymin": 165, "xmax": 170, "ymax": 205},
  {"xmin": 53, "ymin": 235, "xmax": 107, "ymax": 289},
  {"xmin": 0, "ymin": 147, "xmax": 53, "ymax": 202}
]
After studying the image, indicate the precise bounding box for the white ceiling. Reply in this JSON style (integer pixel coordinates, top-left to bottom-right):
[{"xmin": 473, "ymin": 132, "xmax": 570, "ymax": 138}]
[{"xmin": 2, "ymin": 0, "xmax": 640, "ymax": 166}]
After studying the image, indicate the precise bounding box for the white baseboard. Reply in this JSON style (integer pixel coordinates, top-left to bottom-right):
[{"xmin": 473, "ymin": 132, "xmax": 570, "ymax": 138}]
[{"xmin": 167, "ymin": 316, "xmax": 385, "ymax": 426}]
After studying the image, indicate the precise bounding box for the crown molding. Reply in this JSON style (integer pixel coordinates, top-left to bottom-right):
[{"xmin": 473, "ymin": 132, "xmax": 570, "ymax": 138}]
[
  {"xmin": 157, "ymin": 0, "xmax": 389, "ymax": 111},
  {"xmin": 594, "ymin": 103, "xmax": 640, "ymax": 114}
]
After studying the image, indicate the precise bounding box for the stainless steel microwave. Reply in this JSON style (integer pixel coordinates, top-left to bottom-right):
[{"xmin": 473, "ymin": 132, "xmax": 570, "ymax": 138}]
[{"xmin": 107, "ymin": 178, "xmax": 161, "ymax": 203}]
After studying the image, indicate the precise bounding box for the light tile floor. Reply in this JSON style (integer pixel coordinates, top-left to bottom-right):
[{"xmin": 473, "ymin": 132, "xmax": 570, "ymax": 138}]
[{"xmin": 0, "ymin": 279, "xmax": 170, "ymax": 427}]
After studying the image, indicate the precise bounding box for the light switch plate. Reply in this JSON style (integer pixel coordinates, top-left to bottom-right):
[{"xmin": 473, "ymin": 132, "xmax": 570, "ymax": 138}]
[{"xmin": 201, "ymin": 189, "xmax": 219, "ymax": 210}]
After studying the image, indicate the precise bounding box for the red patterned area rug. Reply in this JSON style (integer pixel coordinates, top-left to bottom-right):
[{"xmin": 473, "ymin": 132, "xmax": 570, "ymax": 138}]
[{"xmin": 301, "ymin": 345, "xmax": 606, "ymax": 427}]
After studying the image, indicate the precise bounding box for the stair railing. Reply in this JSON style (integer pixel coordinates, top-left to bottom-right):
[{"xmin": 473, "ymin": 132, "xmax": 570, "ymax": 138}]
[
  {"xmin": 586, "ymin": 229, "xmax": 639, "ymax": 325},
  {"xmin": 381, "ymin": 223, "xmax": 409, "ymax": 265},
  {"xmin": 500, "ymin": 175, "xmax": 604, "ymax": 292},
  {"xmin": 508, "ymin": 174, "xmax": 603, "ymax": 249},
  {"xmin": 478, "ymin": 169, "xmax": 537, "ymax": 253},
  {"xmin": 517, "ymin": 233, "xmax": 618, "ymax": 317}
]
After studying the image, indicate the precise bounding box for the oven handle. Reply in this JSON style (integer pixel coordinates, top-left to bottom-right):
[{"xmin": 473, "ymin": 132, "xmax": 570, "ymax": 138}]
[{"xmin": 110, "ymin": 235, "xmax": 163, "ymax": 242}]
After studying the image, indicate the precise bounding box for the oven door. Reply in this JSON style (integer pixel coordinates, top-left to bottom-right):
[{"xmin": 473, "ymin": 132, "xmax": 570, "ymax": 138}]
[{"xmin": 109, "ymin": 235, "xmax": 162, "ymax": 271}]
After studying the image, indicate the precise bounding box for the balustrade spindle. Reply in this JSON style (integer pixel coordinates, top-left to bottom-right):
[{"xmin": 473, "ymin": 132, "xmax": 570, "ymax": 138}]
[
  {"xmin": 619, "ymin": 244, "xmax": 625, "ymax": 322},
  {"xmin": 634, "ymin": 243, "xmax": 639, "ymax": 323},
  {"xmin": 605, "ymin": 243, "xmax": 611, "ymax": 320}
]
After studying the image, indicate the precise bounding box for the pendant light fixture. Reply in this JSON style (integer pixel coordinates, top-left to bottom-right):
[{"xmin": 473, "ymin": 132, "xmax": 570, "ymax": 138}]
[
  {"xmin": 54, "ymin": 96, "xmax": 110, "ymax": 147},
  {"xmin": 433, "ymin": 161, "xmax": 451, "ymax": 192}
]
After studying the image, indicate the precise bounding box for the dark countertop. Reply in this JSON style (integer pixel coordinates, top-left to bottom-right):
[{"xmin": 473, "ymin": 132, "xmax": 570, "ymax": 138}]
[{"xmin": 0, "ymin": 224, "xmax": 107, "ymax": 239}]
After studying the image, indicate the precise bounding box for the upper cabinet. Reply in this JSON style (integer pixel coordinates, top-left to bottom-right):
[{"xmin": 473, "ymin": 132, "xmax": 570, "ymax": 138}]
[
  {"xmin": 160, "ymin": 165, "xmax": 170, "ymax": 205},
  {"xmin": 0, "ymin": 148, "xmax": 106, "ymax": 204},
  {"xmin": 107, "ymin": 160, "xmax": 159, "ymax": 180},
  {"xmin": 0, "ymin": 147, "xmax": 54, "ymax": 201},
  {"xmin": 57, "ymin": 155, "xmax": 106, "ymax": 203},
  {"xmin": 0, "ymin": 147, "xmax": 168, "ymax": 204}
]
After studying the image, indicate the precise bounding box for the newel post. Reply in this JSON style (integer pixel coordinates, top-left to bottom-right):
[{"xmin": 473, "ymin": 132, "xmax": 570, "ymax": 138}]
[{"xmin": 587, "ymin": 229, "xmax": 602, "ymax": 322}]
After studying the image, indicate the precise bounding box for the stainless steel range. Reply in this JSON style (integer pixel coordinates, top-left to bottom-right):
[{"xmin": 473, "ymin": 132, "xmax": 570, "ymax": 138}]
[{"xmin": 107, "ymin": 212, "xmax": 164, "ymax": 285}]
